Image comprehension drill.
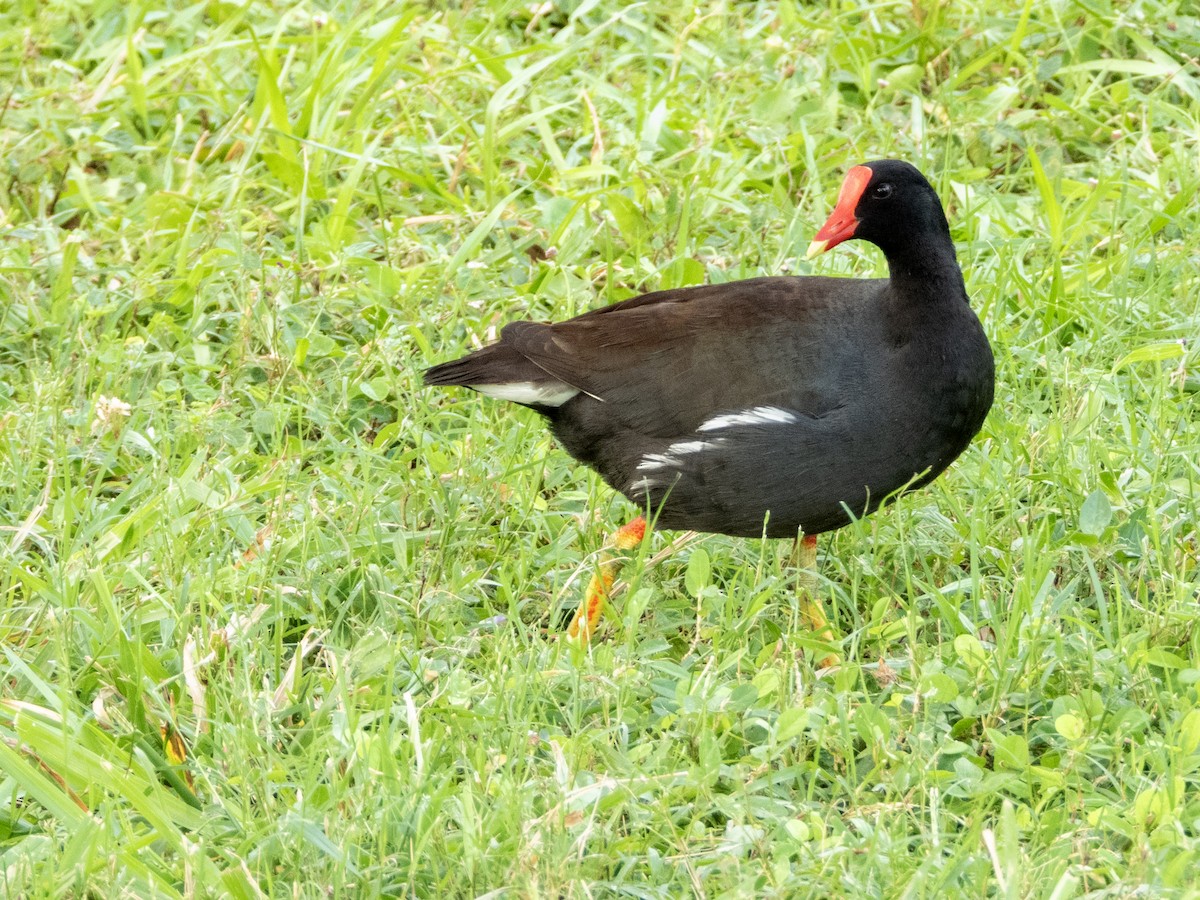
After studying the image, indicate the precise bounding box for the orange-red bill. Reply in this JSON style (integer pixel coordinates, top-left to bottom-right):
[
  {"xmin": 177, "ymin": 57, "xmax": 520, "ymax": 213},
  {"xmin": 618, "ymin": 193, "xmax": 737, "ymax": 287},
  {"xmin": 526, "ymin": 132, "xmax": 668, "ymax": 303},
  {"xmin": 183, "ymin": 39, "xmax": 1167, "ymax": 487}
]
[{"xmin": 807, "ymin": 165, "xmax": 873, "ymax": 258}]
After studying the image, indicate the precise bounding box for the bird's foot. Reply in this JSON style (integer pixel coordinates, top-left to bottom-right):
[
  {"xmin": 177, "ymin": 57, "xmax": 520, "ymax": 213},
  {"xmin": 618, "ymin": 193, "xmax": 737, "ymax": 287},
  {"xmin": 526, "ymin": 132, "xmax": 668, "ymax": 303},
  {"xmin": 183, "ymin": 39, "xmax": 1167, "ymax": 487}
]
[
  {"xmin": 567, "ymin": 516, "xmax": 648, "ymax": 644},
  {"xmin": 794, "ymin": 534, "xmax": 840, "ymax": 669}
]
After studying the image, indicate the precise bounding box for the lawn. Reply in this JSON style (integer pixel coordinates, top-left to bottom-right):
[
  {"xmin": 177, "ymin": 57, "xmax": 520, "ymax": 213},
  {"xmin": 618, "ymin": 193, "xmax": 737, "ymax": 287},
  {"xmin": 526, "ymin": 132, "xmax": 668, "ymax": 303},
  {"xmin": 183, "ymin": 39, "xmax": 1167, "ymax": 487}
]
[{"xmin": 2, "ymin": 0, "xmax": 1199, "ymax": 896}]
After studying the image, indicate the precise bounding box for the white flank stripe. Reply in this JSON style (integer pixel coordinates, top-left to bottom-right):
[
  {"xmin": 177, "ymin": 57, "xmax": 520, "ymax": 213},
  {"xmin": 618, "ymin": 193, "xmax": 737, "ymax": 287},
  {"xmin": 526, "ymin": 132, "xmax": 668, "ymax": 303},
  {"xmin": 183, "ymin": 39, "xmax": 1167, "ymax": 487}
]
[
  {"xmin": 636, "ymin": 453, "xmax": 676, "ymax": 472},
  {"xmin": 697, "ymin": 406, "xmax": 798, "ymax": 432},
  {"xmin": 474, "ymin": 381, "xmax": 579, "ymax": 407},
  {"xmin": 629, "ymin": 476, "xmax": 656, "ymax": 496},
  {"xmin": 664, "ymin": 440, "xmax": 710, "ymax": 456},
  {"xmin": 636, "ymin": 438, "xmax": 722, "ymax": 473}
]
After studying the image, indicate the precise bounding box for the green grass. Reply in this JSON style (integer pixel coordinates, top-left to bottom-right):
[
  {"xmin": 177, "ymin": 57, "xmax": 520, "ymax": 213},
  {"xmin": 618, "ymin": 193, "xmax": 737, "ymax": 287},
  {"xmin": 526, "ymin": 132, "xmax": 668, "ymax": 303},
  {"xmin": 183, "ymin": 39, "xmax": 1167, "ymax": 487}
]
[{"xmin": 2, "ymin": 0, "xmax": 1199, "ymax": 895}]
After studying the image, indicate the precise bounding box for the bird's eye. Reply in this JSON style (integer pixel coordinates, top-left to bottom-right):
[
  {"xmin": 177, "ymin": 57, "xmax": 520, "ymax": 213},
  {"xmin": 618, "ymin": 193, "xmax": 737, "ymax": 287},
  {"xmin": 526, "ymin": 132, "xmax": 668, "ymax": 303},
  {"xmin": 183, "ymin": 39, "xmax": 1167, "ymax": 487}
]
[{"xmin": 873, "ymin": 183, "xmax": 893, "ymax": 199}]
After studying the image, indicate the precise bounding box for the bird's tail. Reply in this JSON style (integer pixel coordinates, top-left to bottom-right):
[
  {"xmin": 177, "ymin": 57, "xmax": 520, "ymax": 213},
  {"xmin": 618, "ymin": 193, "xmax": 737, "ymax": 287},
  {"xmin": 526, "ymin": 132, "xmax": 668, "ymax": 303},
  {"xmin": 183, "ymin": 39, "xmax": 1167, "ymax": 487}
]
[
  {"xmin": 423, "ymin": 344, "xmax": 533, "ymax": 387},
  {"xmin": 424, "ymin": 343, "xmax": 579, "ymax": 408}
]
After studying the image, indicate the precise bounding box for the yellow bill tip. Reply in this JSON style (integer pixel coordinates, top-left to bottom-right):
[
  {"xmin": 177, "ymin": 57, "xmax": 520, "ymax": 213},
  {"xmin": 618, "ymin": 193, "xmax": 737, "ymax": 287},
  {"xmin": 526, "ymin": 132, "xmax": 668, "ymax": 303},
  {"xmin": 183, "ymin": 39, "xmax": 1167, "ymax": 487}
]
[{"xmin": 805, "ymin": 239, "xmax": 829, "ymax": 260}]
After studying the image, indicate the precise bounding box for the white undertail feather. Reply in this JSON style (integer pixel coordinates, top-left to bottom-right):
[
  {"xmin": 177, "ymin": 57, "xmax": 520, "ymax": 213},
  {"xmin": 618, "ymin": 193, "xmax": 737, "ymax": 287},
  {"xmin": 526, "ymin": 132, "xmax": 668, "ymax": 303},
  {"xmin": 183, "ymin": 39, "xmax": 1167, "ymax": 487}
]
[{"xmin": 474, "ymin": 381, "xmax": 579, "ymax": 406}]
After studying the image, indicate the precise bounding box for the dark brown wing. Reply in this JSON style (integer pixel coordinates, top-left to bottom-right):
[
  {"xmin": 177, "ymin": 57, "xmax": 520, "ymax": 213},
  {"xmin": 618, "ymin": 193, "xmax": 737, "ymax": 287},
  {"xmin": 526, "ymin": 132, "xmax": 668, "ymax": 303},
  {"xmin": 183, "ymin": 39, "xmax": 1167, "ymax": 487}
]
[{"xmin": 502, "ymin": 275, "xmax": 887, "ymax": 437}]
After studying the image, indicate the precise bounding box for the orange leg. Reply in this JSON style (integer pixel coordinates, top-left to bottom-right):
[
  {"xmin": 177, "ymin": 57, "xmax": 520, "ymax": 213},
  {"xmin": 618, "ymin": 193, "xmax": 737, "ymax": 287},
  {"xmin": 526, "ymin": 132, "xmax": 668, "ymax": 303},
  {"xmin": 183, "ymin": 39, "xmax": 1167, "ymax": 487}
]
[
  {"xmin": 794, "ymin": 534, "xmax": 839, "ymax": 669},
  {"xmin": 568, "ymin": 516, "xmax": 647, "ymax": 643}
]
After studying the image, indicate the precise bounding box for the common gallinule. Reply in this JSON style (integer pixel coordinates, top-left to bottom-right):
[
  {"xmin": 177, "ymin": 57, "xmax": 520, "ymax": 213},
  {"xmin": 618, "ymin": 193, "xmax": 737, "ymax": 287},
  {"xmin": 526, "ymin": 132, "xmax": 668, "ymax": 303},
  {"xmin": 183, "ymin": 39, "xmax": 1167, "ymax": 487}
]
[{"xmin": 426, "ymin": 160, "xmax": 994, "ymax": 656}]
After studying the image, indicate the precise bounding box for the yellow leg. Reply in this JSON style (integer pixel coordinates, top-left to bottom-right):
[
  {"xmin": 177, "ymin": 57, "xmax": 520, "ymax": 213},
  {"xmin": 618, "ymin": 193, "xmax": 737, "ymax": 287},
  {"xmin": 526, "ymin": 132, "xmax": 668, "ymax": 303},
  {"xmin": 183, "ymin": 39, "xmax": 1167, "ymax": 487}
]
[
  {"xmin": 794, "ymin": 534, "xmax": 839, "ymax": 669},
  {"xmin": 568, "ymin": 516, "xmax": 647, "ymax": 643}
]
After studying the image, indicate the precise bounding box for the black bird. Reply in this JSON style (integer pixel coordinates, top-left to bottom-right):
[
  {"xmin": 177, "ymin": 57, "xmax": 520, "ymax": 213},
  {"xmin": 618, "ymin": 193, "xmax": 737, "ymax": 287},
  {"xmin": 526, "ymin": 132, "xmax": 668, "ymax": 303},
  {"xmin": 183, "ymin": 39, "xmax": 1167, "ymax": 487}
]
[{"xmin": 425, "ymin": 160, "xmax": 994, "ymax": 653}]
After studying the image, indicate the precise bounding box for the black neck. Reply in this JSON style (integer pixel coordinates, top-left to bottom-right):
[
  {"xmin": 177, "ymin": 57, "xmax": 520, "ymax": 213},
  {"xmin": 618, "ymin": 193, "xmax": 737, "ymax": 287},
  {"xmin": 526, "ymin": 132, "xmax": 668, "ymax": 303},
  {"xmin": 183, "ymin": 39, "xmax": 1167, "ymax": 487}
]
[{"xmin": 883, "ymin": 229, "xmax": 965, "ymax": 299}]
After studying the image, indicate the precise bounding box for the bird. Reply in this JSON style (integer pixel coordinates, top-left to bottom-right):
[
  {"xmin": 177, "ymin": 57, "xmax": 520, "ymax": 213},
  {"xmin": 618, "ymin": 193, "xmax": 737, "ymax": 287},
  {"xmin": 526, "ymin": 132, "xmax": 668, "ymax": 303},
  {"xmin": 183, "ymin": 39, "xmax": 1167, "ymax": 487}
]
[{"xmin": 424, "ymin": 159, "xmax": 994, "ymax": 660}]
